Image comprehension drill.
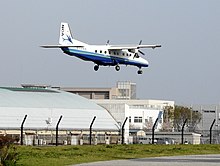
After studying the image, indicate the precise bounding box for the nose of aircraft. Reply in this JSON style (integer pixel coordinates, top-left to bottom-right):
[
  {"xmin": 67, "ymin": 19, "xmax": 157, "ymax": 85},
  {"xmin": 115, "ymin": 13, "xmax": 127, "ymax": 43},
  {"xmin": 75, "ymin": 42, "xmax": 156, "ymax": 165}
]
[{"xmin": 141, "ymin": 58, "xmax": 149, "ymax": 67}]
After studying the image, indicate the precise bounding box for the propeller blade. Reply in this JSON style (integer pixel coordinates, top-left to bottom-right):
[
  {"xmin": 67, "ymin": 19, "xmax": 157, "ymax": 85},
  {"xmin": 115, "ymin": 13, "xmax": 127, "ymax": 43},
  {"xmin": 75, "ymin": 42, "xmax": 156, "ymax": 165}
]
[
  {"xmin": 133, "ymin": 53, "xmax": 139, "ymax": 59},
  {"xmin": 138, "ymin": 50, "xmax": 145, "ymax": 55},
  {"xmin": 139, "ymin": 40, "xmax": 142, "ymax": 45}
]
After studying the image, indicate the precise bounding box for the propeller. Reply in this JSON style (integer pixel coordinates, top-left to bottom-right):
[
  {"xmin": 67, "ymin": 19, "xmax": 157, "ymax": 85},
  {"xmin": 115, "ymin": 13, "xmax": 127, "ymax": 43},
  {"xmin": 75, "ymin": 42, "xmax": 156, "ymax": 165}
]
[
  {"xmin": 134, "ymin": 53, "xmax": 139, "ymax": 59},
  {"xmin": 133, "ymin": 40, "xmax": 145, "ymax": 58},
  {"xmin": 138, "ymin": 50, "xmax": 145, "ymax": 55},
  {"xmin": 139, "ymin": 40, "xmax": 142, "ymax": 45},
  {"xmin": 138, "ymin": 40, "xmax": 145, "ymax": 56}
]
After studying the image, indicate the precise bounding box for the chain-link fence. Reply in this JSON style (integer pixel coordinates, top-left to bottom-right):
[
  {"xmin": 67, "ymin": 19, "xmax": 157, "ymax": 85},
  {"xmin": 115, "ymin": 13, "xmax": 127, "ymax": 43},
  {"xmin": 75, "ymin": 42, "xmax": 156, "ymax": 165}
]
[
  {"xmin": 1, "ymin": 131, "xmax": 121, "ymax": 146},
  {"xmin": 2, "ymin": 128, "xmax": 220, "ymax": 145}
]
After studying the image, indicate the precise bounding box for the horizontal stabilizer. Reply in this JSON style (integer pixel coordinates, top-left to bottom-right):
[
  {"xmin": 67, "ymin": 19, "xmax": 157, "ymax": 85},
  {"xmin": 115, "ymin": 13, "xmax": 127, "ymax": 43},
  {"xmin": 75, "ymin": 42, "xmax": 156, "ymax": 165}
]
[{"xmin": 40, "ymin": 45, "xmax": 84, "ymax": 48}]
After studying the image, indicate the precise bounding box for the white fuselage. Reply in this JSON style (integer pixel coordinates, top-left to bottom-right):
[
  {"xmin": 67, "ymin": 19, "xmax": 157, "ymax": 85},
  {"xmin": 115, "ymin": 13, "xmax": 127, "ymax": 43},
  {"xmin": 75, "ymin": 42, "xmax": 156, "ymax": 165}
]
[{"xmin": 62, "ymin": 44, "xmax": 149, "ymax": 67}]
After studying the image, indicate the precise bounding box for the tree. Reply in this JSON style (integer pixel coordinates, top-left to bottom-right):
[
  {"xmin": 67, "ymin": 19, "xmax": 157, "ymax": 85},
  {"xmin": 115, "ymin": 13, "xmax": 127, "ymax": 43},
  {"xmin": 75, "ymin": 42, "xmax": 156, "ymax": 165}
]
[
  {"xmin": 190, "ymin": 110, "xmax": 202, "ymax": 131},
  {"xmin": 173, "ymin": 105, "xmax": 201, "ymax": 132},
  {"xmin": 162, "ymin": 106, "xmax": 174, "ymax": 131}
]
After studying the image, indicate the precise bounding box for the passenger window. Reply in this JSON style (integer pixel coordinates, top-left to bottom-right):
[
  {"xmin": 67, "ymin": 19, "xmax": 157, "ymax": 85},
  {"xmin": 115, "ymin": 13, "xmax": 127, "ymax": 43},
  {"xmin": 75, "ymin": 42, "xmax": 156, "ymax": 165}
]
[
  {"xmin": 95, "ymin": 50, "xmax": 97, "ymax": 53},
  {"xmin": 114, "ymin": 52, "xmax": 116, "ymax": 55},
  {"xmin": 104, "ymin": 51, "xmax": 107, "ymax": 54},
  {"xmin": 100, "ymin": 50, "xmax": 102, "ymax": 53},
  {"xmin": 122, "ymin": 53, "xmax": 124, "ymax": 56}
]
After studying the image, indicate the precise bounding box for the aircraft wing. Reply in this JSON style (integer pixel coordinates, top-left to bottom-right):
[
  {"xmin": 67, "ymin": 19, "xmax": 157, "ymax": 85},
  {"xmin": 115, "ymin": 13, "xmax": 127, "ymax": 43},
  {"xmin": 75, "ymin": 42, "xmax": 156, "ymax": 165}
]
[
  {"xmin": 41, "ymin": 45, "xmax": 84, "ymax": 48},
  {"xmin": 108, "ymin": 44, "xmax": 161, "ymax": 50},
  {"xmin": 137, "ymin": 44, "xmax": 161, "ymax": 49}
]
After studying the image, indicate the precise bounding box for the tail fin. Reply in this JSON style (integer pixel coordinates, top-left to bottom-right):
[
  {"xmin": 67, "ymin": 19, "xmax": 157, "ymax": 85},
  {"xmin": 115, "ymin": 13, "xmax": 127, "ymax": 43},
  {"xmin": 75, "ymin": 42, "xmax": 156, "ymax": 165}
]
[{"xmin": 59, "ymin": 22, "xmax": 86, "ymax": 46}]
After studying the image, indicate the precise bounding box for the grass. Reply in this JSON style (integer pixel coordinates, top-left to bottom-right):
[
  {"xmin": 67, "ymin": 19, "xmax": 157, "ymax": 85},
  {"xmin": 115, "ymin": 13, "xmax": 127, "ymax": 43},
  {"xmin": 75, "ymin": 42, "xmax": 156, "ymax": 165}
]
[{"xmin": 16, "ymin": 144, "xmax": 220, "ymax": 166}]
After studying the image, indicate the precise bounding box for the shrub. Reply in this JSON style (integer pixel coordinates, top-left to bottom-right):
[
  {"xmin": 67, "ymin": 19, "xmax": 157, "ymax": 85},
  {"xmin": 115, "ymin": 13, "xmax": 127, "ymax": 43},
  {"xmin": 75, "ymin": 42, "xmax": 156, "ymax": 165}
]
[{"xmin": 0, "ymin": 136, "xmax": 17, "ymax": 166}]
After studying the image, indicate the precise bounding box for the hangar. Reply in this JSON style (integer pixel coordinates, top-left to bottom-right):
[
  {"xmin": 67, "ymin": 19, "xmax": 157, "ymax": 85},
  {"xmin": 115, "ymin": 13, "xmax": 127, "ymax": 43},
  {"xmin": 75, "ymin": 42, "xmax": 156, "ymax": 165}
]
[{"xmin": 0, "ymin": 86, "xmax": 119, "ymax": 145}]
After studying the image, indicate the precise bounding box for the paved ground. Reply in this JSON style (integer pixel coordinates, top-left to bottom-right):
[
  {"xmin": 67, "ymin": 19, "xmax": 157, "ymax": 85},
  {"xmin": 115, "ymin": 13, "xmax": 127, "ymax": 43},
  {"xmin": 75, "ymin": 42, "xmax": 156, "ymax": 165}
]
[{"xmin": 74, "ymin": 154, "xmax": 220, "ymax": 166}]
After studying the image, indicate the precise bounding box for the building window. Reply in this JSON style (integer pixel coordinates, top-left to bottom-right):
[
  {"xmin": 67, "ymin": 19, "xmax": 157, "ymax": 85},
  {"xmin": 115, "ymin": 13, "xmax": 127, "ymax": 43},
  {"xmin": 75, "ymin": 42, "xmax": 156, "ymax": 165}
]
[
  {"xmin": 118, "ymin": 89, "xmax": 129, "ymax": 98},
  {"xmin": 134, "ymin": 117, "xmax": 142, "ymax": 123}
]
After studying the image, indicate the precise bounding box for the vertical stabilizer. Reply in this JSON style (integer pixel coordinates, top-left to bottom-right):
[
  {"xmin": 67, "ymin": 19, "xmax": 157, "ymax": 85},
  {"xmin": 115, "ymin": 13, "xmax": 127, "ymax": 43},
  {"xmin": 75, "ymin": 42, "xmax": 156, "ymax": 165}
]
[{"xmin": 59, "ymin": 22, "xmax": 86, "ymax": 46}]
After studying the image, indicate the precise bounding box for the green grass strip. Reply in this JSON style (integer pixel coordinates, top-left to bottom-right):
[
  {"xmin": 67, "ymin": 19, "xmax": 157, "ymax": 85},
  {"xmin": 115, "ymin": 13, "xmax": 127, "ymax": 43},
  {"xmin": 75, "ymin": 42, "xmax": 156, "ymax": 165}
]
[{"xmin": 16, "ymin": 144, "xmax": 220, "ymax": 166}]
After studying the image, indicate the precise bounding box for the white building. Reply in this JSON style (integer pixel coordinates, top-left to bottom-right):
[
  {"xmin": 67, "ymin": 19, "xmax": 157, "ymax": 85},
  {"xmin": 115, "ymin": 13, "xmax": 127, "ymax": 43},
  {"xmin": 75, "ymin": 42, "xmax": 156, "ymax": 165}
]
[{"xmin": 93, "ymin": 99, "xmax": 174, "ymax": 143}]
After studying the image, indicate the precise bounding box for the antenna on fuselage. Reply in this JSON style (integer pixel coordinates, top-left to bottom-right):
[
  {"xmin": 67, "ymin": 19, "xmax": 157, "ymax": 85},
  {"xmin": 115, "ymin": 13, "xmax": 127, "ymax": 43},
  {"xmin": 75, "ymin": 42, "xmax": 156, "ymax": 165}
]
[{"xmin": 106, "ymin": 40, "xmax": 110, "ymax": 45}]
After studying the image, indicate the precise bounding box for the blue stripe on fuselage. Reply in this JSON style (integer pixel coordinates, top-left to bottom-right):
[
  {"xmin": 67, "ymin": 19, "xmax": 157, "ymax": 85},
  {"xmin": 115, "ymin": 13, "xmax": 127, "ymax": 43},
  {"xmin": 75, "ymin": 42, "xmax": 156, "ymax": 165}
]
[
  {"xmin": 61, "ymin": 47, "xmax": 113, "ymax": 65},
  {"xmin": 61, "ymin": 47, "xmax": 148, "ymax": 67}
]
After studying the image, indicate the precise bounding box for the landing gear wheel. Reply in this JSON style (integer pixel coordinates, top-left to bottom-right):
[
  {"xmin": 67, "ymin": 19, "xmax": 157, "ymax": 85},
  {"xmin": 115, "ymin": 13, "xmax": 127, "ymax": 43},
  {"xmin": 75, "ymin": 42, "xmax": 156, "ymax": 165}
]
[
  {"xmin": 137, "ymin": 69, "xmax": 143, "ymax": 74},
  {"xmin": 94, "ymin": 65, "xmax": 99, "ymax": 71},
  {"xmin": 115, "ymin": 65, "xmax": 120, "ymax": 71}
]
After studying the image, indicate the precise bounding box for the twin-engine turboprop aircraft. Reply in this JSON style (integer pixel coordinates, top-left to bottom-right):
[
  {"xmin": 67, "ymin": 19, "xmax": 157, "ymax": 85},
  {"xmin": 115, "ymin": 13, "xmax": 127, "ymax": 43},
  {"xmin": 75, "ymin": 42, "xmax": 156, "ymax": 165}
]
[{"xmin": 41, "ymin": 22, "xmax": 161, "ymax": 74}]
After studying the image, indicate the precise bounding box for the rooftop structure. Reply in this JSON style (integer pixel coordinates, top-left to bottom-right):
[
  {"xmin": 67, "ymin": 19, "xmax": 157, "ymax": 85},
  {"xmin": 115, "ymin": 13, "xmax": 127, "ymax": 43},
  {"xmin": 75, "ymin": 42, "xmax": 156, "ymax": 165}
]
[{"xmin": 55, "ymin": 81, "xmax": 137, "ymax": 100}]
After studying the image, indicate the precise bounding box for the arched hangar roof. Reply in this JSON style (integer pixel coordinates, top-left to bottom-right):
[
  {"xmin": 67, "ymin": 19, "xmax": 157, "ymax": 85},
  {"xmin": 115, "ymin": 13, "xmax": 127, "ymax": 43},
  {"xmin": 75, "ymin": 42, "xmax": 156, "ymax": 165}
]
[{"xmin": 0, "ymin": 87, "xmax": 119, "ymax": 131}]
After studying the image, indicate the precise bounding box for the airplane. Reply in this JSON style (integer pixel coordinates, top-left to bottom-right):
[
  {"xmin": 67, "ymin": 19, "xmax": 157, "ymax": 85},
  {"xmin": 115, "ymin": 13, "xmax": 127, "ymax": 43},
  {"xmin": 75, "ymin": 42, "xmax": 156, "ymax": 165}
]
[{"xmin": 41, "ymin": 22, "xmax": 161, "ymax": 74}]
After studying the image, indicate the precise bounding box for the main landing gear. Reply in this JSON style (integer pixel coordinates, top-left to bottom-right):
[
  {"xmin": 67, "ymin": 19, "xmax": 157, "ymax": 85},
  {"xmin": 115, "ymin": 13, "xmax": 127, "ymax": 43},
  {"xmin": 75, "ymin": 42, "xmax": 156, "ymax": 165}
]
[
  {"xmin": 115, "ymin": 65, "xmax": 120, "ymax": 71},
  {"xmin": 94, "ymin": 64, "xmax": 99, "ymax": 71},
  {"xmin": 94, "ymin": 64, "xmax": 120, "ymax": 72},
  {"xmin": 137, "ymin": 68, "xmax": 143, "ymax": 74},
  {"xmin": 94, "ymin": 64, "xmax": 143, "ymax": 74}
]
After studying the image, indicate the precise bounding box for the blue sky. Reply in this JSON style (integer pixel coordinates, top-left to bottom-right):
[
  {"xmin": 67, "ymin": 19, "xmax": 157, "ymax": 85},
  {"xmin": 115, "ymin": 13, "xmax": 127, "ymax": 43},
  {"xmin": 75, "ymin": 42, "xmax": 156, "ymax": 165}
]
[{"xmin": 0, "ymin": 0, "xmax": 219, "ymax": 104}]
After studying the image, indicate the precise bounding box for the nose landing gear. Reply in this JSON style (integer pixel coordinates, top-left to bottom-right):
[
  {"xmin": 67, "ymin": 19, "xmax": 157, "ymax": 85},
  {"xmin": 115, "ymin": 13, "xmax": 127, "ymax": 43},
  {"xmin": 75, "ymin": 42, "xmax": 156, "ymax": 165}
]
[{"xmin": 137, "ymin": 68, "xmax": 143, "ymax": 74}]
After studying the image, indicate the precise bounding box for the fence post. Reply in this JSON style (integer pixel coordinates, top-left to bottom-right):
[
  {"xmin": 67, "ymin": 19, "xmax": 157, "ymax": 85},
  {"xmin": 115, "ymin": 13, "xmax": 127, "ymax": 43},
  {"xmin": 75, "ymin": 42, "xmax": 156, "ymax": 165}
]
[
  {"xmin": 20, "ymin": 115, "xmax": 27, "ymax": 145},
  {"xmin": 210, "ymin": 119, "xmax": 216, "ymax": 144},
  {"xmin": 152, "ymin": 118, "xmax": 159, "ymax": 144},
  {"xmin": 181, "ymin": 119, "xmax": 187, "ymax": 144},
  {"xmin": 89, "ymin": 116, "xmax": 96, "ymax": 145},
  {"xmin": 56, "ymin": 115, "xmax": 63, "ymax": 146},
  {"xmin": 121, "ymin": 117, "xmax": 128, "ymax": 144}
]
